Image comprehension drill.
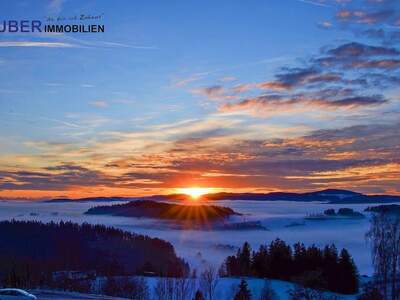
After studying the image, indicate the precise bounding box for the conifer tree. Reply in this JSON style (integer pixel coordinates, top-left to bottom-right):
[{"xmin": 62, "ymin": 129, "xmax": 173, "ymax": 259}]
[
  {"xmin": 234, "ymin": 279, "xmax": 252, "ymax": 300},
  {"xmin": 337, "ymin": 248, "xmax": 359, "ymax": 294},
  {"xmin": 239, "ymin": 242, "xmax": 252, "ymax": 276}
]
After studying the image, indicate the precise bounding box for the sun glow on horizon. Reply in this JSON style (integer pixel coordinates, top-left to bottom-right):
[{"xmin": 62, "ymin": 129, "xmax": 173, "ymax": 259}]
[{"xmin": 176, "ymin": 187, "xmax": 214, "ymax": 200}]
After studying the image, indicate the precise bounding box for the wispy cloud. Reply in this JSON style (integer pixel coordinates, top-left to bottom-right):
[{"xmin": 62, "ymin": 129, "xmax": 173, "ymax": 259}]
[
  {"xmin": 219, "ymin": 94, "xmax": 387, "ymax": 115},
  {"xmin": 191, "ymin": 85, "xmax": 238, "ymax": 101},
  {"xmin": 0, "ymin": 41, "xmax": 75, "ymax": 48},
  {"xmin": 96, "ymin": 41, "xmax": 158, "ymax": 49},
  {"xmin": 89, "ymin": 100, "xmax": 109, "ymax": 108},
  {"xmin": 318, "ymin": 21, "xmax": 333, "ymax": 28},
  {"xmin": 174, "ymin": 72, "xmax": 211, "ymax": 87},
  {"xmin": 81, "ymin": 84, "xmax": 95, "ymax": 88},
  {"xmin": 47, "ymin": 0, "xmax": 66, "ymax": 14},
  {"xmin": 0, "ymin": 34, "xmax": 156, "ymax": 50},
  {"xmin": 1, "ymin": 112, "xmax": 81, "ymax": 128},
  {"xmin": 295, "ymin": 0, "xmax": 332, "ymax": 8}
]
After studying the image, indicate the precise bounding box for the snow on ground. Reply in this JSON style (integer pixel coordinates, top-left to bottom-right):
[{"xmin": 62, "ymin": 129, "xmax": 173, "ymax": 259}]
[{"xmin": 137, "ymin": 276, "xmax": 359, "ymax": 300}]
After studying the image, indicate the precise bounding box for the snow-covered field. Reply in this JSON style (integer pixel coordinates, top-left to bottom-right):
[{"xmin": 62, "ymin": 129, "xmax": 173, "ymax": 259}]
[
  {"xmin": 0, "ymin": 200, "xmax": 381, "ymax": 275},
  {"xmin": 144, "ymin": 276, "xmax": 359, "ymax": 300}
]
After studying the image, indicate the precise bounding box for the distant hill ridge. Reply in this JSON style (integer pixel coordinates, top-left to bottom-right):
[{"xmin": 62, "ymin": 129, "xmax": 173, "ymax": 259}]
[
  {"xmin": 45, "ymin": 196, "xmax": 133, "ymax": 203},
  {"xmin": 45, "ymin": 188, "xmax": 400, "ymax": 204}
]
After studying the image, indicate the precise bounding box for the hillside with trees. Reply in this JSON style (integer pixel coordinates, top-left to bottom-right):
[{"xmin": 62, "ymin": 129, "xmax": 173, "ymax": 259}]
[
  {"xmin": 85, "ymin": 200, "xmax": 239, "ymax": 222},
  {"xmin": 0, "ymin": 220, "xmax": 188, "ymax": 288}
]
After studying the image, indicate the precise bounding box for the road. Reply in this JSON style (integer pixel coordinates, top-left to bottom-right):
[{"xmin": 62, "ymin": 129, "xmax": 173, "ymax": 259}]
[{"xmin": 29, "ymin": 290, "xmax": 129, "ymax": 300}]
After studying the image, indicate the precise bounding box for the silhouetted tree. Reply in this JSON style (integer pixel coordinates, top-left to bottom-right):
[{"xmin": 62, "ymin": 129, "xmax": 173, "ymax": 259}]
[
  {"xmin": 234, "ymin": 279, "xmax": 252, "ymax": 300},
  {"xmin": 239, "ymin": 242, "xmax": 252, "ymax": 276},
  {"xmin": 200, "ymin": 266, "xmax": 219, "ymax": 300},
  {"xmin": 304, "ymin": 245, "xmax": 323, "ymax": 272},
  {"xmin": 252, "ymin": 245, "xmax": 269, "ymax": 277},
  {"xmin": 293, "ymin": 243, "xmax": 307, "ymax": 276},
  {"xmin": 336, "ymin": 249, "xmax": 359, "ymax": 294},
  {"xmin": 174, "ymin": 276, "xmax": 195, "ymax": 300},
  {"xmin": 268, "ymin": 239, "xmax": 292, "ymax": 279},
  {"xmin": 222, "ymin": 240, "xmax": 358, "ymax": 294},
  {"xmin": 366, "ymin": 212, "xmax": 400, "ymax": 300},
  {"xmin": 322, "ymin": 244, "xmax": 338, "ymax": 291},
  {"xmin": 225, "ymin": 255, "xmax": 239, "ymax": 276}
]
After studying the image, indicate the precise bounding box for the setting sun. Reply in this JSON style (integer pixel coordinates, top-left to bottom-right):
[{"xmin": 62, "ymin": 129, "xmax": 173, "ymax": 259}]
[{"xmin": 176, "ymin": 187, "xmax": 213, "ymax": 199}]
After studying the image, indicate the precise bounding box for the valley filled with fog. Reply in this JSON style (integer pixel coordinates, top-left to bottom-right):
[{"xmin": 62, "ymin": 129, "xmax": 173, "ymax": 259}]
[{"xmin": 0, "ymin": 200, "xmax": 381, "ymax": 275}]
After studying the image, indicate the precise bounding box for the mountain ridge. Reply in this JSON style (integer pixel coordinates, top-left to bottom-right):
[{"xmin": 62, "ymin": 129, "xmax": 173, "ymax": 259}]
[{"xmin": 44, "ymin": 188, "xmax": 400, "ymax": 204}]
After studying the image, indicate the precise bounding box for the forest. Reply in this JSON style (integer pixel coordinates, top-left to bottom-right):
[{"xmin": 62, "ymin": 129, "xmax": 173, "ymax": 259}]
[
  {"xmin": 220, "ymin": 239, "xmax": 359, "ymax": 294},
  {"xmin": 0, "ymin": 220, "xmax": 189, "ymax": 287}
]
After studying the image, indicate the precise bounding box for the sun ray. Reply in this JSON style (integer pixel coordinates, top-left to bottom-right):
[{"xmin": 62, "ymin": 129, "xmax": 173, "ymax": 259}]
[{"xmin": 176, "ymin": 187, "xmax": 214, "ymax": 200}]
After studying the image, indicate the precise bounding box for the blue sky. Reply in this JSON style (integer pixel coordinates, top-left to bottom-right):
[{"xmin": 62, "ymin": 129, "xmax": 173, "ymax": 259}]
[{"xmin": 0, "ymin": 0, "xmax": 399, "ymax": 198}]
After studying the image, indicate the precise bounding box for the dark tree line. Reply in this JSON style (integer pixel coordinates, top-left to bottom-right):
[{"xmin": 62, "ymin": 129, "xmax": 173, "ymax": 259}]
[
  {"xmin": 0, "ymin": 220, "xmax": 189, "ymax": 288},
  {"xmin": 221, "ymin": 239, "xmax": 359, "ymax": 294}
]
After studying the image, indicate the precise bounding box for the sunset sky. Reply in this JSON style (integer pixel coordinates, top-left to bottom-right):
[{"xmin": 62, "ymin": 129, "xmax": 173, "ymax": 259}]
[{"xmin": 0, "ymin": 0, "xmax": 399, "ymax": 199}]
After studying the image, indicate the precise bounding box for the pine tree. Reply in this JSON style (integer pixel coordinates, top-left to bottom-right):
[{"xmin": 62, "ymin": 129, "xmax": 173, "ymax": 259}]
[
  {"xmin": 234, "ymin": 279, "xmax": 252, "ymax": 300},
  {"xmin": 293, "ymin": 242, "xmax": 307, "ymax": 275},
  {"xmin": 268, "ymin": 239, "xmax": 292, "ymax": 279},
  {"xmin": 251, "ymin": 245, "xmax": 269, "ymax": 277},
  {"xmin": 305, "ymin": 244, "xmax": 323, "ymax": 271},
  {"xmin": 239, "ymin": 242, "xmax": 252, "ymax": 276},
  {"xmin": 225, "ymin": 255, "xmax": 239, "ymax": 276},
  {"xmin": 323, "ymin": 244, "xmax": 339, "ymax": 291},
  {"xmin": 337, "ymin": 248, "xmax": 359, "ymax": 294}
]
